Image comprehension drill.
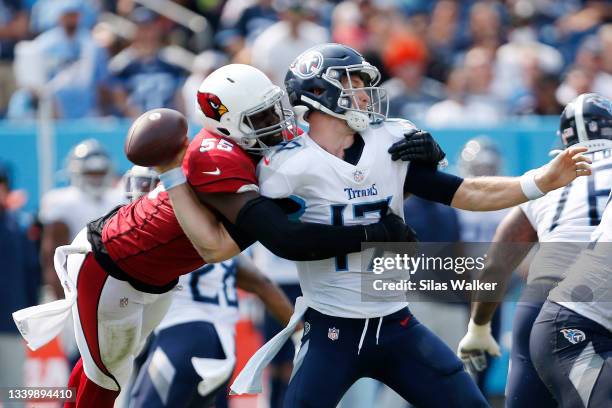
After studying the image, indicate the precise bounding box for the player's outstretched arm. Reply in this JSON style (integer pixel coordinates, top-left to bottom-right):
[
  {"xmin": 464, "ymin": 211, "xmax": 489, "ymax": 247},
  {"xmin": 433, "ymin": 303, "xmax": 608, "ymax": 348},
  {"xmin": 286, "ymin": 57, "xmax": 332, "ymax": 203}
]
[
  {"xmin": 458, "ymin": 208, "xmax": 537, "ymax": 372},
  {"xmin": 155, "ymin": 146, "xmax": 241, "ymax": 264},
  {"xmin": 235, "ymin": 254, "xmax": 294, "ymax": 326},
  {"xmin": 451, "ymin": 146, "xmax": 591, "ymax": 211},
  {"xmin": 199, "ymin": 192, "xmax": 416, "ymax": 261}
]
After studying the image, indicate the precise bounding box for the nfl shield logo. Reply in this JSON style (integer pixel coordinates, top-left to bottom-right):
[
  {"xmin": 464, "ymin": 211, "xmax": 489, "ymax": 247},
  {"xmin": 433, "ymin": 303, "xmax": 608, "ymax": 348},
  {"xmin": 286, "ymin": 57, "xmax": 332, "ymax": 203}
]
[
  {"xmin": 353, "ymin": 170, "xmax": 365, "ymax": 183},
  {"xmin": 328, "ymin": 327, "xmax": 340, "ymax": 341}
]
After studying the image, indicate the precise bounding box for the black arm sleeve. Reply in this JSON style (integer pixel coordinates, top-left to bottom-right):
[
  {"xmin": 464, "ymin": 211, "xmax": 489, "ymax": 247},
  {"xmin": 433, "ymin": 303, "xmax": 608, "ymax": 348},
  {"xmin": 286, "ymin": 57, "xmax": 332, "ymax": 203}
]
[
  {"xmin": 234, "ymin": 196, "xmax": 370, "ymax": 261},
  {"xmin": 404, "ymin": 163, "xmax": 464, "ymax": 205},
  {"xmin": 221, "ymin": 217, "xmax": 256, "ymax": 250}
]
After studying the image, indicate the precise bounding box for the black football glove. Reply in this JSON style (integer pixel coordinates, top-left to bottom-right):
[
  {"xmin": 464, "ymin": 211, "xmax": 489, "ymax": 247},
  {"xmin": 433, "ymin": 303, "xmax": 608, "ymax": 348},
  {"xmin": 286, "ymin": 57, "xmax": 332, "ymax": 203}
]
[
  {"xmin": 365, "ymin": 213, "xmax": 418, "ymax": 242},
  {"xmin": 388, "ymin": 129, "xmax": 446, "ymax": 167}
]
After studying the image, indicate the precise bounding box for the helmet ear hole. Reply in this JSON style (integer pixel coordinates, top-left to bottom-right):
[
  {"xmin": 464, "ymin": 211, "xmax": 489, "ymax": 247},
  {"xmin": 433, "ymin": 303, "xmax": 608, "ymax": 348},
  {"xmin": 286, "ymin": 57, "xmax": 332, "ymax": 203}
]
[{"xmin": 312, "ymin": 88, "xmax": 325, "ymax": 96}]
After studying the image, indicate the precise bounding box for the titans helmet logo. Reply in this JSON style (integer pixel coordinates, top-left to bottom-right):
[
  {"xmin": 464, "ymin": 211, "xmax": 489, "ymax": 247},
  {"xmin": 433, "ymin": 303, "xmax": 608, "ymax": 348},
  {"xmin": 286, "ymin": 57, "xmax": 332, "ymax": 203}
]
[
  {"xmin": 560, "ymin": 328, "xmax": 586, "ymax": 345},
  {"xmin": 591, "ymin": 95, "xmax": 612, "ymax": 116},
  {"xmin": 198, "ymin": 92, "xmax": 228, "ymax": 121},
  {"xmin": 291, "ymin": 51, "xmax": 324, "ymax": 79}
]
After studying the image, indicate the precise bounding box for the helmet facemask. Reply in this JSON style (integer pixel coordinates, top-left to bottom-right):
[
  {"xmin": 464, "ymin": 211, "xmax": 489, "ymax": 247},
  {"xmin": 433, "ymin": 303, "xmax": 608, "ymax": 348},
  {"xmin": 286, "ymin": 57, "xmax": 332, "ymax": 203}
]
[
  {"xmin": 238, "ymin": 88, "xmax": 298, "ymax": 154},
  {"xmin": 323, "ymin": 64, "xmax": 388, "ymax": 131},
  {"xmin": 69, "ymin": 154, "xmax": 113, "ymax": 199},
  {"xmin": 124, "ymin": 167, "xmax": 159, "ymax": 201}
]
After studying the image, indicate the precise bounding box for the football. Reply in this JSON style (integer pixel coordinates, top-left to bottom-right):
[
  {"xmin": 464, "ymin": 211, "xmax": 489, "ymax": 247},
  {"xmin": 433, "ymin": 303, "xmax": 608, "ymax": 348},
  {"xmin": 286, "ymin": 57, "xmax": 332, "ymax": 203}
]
[{"xmin": 124, "ymin": 108, "xmax": 188, "ymax": 167}]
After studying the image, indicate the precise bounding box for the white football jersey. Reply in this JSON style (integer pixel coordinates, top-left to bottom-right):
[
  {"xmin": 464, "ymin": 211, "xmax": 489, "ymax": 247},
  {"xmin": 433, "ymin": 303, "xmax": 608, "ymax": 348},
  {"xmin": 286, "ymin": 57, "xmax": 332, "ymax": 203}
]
[
  {"xmin": 39, "ymin": 185, "xmax": 125, "ymax": 240},
  {"xmin": 457, "ymin": 209, "xmax": 509, "ymax": 242},
  {"xmin": 156, "ymin": 258, "xmax": 239, "ymax": 332},
  {"xmin": 520, "ymin": 149, "xmax": 612, "ymax": 284},
  {"xmin": 258, "ymin": 120, "xmax": 412, "ymax": 318},
  {"xmin": 251, "ymin": 242, "xmax": 299, "ymax": 284},
  {"xmin": 549, "ymin": 190, "xmax": 612, "ymax": 331}
]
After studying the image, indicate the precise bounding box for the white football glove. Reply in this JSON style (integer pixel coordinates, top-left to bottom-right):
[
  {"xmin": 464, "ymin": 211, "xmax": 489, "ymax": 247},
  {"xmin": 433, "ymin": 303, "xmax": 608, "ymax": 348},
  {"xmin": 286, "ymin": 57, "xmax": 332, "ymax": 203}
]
[{"xmin": 457, "ymin": 319, "xmax": 501, "ymax": 374}]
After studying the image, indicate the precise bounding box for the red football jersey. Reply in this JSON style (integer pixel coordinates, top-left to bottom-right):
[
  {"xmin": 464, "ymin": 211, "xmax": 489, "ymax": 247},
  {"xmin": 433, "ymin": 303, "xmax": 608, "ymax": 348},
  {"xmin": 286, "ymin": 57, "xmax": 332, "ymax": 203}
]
[{"xmin": 101, "ymin": 130, "xmax": 257, "ymax": 287}]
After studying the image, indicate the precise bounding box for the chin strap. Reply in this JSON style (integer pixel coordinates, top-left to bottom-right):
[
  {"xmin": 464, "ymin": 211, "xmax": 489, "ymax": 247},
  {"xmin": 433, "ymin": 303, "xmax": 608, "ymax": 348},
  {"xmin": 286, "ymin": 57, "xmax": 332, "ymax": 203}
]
[
  {"xmin": 344, "ymin": 110, "xmax": 369, "ymax": 131},
  {"xmin": 300, "ymin": 95, "xmax": 370, "ymax": 131}
]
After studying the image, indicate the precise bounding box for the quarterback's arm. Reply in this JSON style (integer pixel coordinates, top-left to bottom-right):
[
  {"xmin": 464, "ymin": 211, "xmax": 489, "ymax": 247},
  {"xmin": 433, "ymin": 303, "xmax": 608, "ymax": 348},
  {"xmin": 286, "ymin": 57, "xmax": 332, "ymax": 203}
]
[
  {"xmin": 406, "ymin": 146, "xmax": 591, "ymax": 210},
  {"xmin": 235, "ymin": 254, "xmax": 294, "ymax": 326},
  {"xmin": 40, "ymin": 222, "xmax": 70, "ymax": 299},
  {"xmin": 452, "ymin": 146, "xmax": 590, "ymax": 210},
  {"xmin": 457, "ymin": 207, "xmax": 537, "ymax": 369}
]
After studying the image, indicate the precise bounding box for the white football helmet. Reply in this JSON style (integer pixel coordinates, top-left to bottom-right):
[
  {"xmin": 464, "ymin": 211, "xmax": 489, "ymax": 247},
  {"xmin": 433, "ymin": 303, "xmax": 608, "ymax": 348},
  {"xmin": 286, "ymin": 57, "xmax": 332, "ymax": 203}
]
[
  {"xmin": 123, "ymin": 166, "xmax": 159, "ymax": 201},
  {"xmin": 66, "ymin": 139, "xmax": 114, "ymax": 198},
  {"xmin": 196, "ymin": 64, "xmax": 298, "ymax": 153}
]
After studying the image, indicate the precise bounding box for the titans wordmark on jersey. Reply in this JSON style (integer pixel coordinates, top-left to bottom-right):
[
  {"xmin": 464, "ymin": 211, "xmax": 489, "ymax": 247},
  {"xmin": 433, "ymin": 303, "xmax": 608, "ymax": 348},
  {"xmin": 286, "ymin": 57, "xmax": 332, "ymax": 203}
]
[
  {"xmin": 258, "ymin": 120, "xmax": 413, "ymax": 318},
  {"xmin": 520, "ymin": 149, "xmax": 612, "ymax": 285}
]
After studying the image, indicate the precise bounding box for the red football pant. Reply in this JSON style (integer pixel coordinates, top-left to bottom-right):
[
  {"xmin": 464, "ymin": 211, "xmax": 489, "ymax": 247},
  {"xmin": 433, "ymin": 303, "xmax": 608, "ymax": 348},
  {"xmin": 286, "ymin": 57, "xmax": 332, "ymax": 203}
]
[
  {"xmin": 65, "ymin": 358, "xmax": 119, "ymax": 408},
  {"xmin": 61, "ymin": 230, "xmax": 174, "ymax": 406}
]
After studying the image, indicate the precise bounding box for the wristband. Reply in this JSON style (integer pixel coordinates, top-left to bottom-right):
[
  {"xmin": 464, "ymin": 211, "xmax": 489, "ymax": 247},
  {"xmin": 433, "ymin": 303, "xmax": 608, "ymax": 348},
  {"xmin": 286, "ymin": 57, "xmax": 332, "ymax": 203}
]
[
  {"xmin": 468, "ymin": 319, "xmax": 491, "ymax": 335},
  {"xmin": 520, "ymin": 170, "xmax": 545, "ymax": 200},
  {"xmin": 159, "ymin": 167, "xmax": 186, "ymax": 190}
]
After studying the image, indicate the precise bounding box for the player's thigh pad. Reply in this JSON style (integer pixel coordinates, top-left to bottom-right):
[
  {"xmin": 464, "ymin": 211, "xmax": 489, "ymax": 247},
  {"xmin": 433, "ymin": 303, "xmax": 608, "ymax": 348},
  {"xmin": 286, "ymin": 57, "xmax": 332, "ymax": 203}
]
[
  {"xmin": 531, "ymin": 302, "xmax": 612, "ymax": 408},
  {"xmin": 71, "ymin": 254, "xmax": 171, "ymax": 391}
]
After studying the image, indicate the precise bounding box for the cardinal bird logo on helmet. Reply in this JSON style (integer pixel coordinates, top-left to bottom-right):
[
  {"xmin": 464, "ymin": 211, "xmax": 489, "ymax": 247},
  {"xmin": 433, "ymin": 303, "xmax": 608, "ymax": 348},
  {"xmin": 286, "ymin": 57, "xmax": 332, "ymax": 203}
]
[{"xmin": 198, "ymin": 92, "xmax": 228, "ymax": 121}]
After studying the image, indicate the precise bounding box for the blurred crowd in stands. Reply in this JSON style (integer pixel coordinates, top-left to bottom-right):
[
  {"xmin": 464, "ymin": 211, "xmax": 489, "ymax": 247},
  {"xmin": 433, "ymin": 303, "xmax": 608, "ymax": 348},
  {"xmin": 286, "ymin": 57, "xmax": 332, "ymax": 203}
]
[{"xmin": 0, "ymin": 0, "xmax": 609, "ymax": 126}]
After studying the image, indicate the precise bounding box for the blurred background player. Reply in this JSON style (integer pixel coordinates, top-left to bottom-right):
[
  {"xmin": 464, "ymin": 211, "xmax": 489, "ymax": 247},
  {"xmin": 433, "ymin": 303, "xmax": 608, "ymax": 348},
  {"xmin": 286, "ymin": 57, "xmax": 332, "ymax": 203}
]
[
  {"xmin": 456, "ymin": 137, "xmax": 509, "ymax": 243},
  {"xmin": 455, "ymin": 136, "xmax": 508, "ymax": 395},
  {"xmin": 0, "ymin": 161, "xmax": 40, "ymax": 408},
  {"xmin": 458, "ymin": 93, "xmax": 612, "ymax": 408},
  {"xmin": 122, "ymin": 165, "xmax": 159, "ymax": 203},
  {"xmin": 39, "ymin": 138, "xmax": 122, "ymax": 300},
  {"xmin": 38, "ymin": 138, "xmax": 122, "ymax": 371}
]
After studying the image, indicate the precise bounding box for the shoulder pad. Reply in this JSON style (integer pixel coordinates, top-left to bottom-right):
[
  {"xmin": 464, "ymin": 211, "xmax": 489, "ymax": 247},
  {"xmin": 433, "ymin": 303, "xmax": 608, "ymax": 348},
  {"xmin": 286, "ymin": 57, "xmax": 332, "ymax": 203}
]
[
  {"xmin": 383, "ymin": 118, "xmax": 417, "ymax": 133},
  {"xmin": 260, "ymin": 139, "xmax": 306, "ymax": 171},
  {"xmin": 184, "ymin": 132, "xmax": 258, "ymax": 193}
]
